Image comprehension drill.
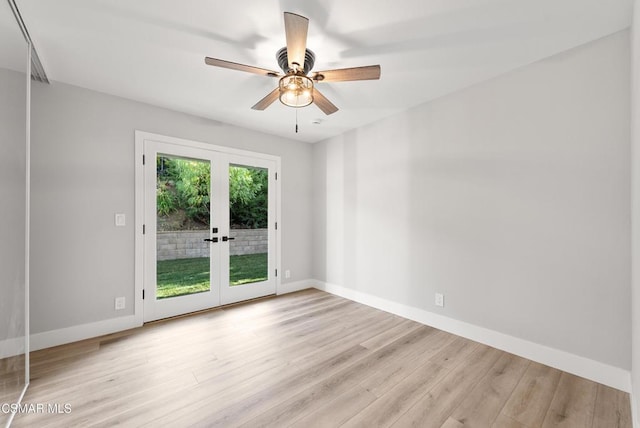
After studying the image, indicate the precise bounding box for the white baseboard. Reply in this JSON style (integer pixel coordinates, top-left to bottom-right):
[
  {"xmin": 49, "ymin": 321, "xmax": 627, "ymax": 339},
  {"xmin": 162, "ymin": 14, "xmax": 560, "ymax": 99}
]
[
  {"xmin": 314, "ymin": 280, "xmax": 631, "ymax": 393},
  {"xmin": 30, "ymin": 315, "xmax": 141, "ymax": 352},
  {"xmin": 0, "ymin": 336, "xmax": 26, "ymax": 359},
  {"xmin": 7, "ymin": 281, "xmax": 314, "ymax": 357},
  {"xmin": 26, "ymin": 282, "xmax": 312, "ymax": 352},
  {"xmin": 278, "ymin": 279, "xmax": 314, "ymax": 295},
  {"xmin": 5, "ymin": 279, "xmax": 631, "ymax": 394}
]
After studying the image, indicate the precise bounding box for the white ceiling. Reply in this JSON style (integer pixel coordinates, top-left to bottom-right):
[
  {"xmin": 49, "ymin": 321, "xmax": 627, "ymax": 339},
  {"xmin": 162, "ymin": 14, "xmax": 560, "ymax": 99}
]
[
  {"xmin": 1, "ymin": 1, "xmax": 28, "ymax": 73},
  {"xmin": 13, "ymin": 0, "xmax": 633, "ymax": 143}
]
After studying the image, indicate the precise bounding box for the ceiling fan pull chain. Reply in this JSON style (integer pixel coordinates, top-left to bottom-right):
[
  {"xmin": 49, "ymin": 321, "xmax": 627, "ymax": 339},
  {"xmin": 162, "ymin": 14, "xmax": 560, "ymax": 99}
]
[{"xmin": 295, "ymin": 108, "xmax": 299, "ymax": 133}]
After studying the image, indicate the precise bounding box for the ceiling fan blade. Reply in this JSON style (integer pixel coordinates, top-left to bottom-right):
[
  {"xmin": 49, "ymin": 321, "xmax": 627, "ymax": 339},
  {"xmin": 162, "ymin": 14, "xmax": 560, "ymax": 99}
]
[
  {"xmin": 283, "ymin": 12, "xmax": 309, "ymax": 71},
  {"xmin": 311, "ymin": 65, "xmax": 381, "ymax": 82},
  {"xmin": 205, "ymin": 57, "xmax": 281, "ymax": 77},
  {"xmin": 251, "ymin": 88, "xmax": 281, "ymax": 111},
  {"xmin": 313, "ymin": 88, "xmax": 338, "ymax": 115}
]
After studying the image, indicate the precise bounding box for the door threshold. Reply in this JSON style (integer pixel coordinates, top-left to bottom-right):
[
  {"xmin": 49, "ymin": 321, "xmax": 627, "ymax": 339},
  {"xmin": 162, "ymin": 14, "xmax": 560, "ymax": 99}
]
[{"xmin": 144, "ymin": 293, "xmax": 277, "ymax": 325}]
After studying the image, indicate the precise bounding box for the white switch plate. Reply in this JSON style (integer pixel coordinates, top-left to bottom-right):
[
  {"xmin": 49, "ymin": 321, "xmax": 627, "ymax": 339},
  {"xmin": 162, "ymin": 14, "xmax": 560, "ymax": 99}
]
[
  {"xmin": 285, "ymin": 270, "xmax": 291, "ymax": 279},
  {"xmin": 115, "ymin": 297, "xmax": 126, "ymax": 310},
  {"xmin": 435, "ymin": 293, "xmax": 444, "ymax": 308},
  {"xmin": 115, "ymin": 213, "xmax": 126, "ymax": 227}
]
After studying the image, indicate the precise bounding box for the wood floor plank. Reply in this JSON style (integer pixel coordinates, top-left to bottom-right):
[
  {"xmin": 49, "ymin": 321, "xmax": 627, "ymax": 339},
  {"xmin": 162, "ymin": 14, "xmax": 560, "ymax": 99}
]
[
  {"xmin": 592, "ymin": 384, "xmax": 632, "ymax": 428},
  {"xmin": 75, "ymin": 301, "xmax": 361, "ymax": 427},
  {"xmin": 429, "ymin": 335, "xmax": 480, "ymax": 369},
  {"xmin": 358, "ymin": 330, "xmax": 454, "ymax": 398},
  {"xmin": 359, "ymin": 318, "xmax": 420, "ymax": 350},
  {"xmin": 336, "ymin": 327, "xmax": 442, "ymax": 395},
  {"xmin": 342, "ymin": 359, "xmax": 449, "ymax": 428},
  {"xmin": 492, "ymin": 414, "xmax": 530, "ymax": 428},
  {"xmin": 446, "ymin": 353, "xmax": 530, "ymax": 427},
  {"xmin": 236, "ymin": 373, "xmax": 361, "ymax": 427},
  {"xmin": 240, "ymin": 327, "xmax": 448, "ymax": 427},
  {"xmin": 442, "ymin": 417, "xmax": 466, "ymax": 428},
  {"xmin": 501, "ymin": 361, "xmax": 562, "ymax": 427},
  {"xmin": 93, "ymin": 357, "xmax": 293, "ymax": 427},
  {"xmin": 13, "ymin": 373, "xmax": 198, "ymax": 428},
  {"xmin": 110, "ymin": 306, "xmax": 401, "ymax": 427},
  {"xmin": 182, "ymin": 346, "xmax": 371, "ymax": 427},
  {"xmin": 390, "ymin": 344, "xmax": 502, "ymax": 428},
  {"xmin": 290, "ymin": 384, "xmax": 377, "ymax": 428},
  {"xmin": 8, "ymin": 289, "xmax": 631, "ymax": 428},
  {"xmin": 0, "ymin": 354, "xmax": 25, "ymax": 404},
  {"xmin": 109, "ymin": 321, "xmax": 381, "ymax": 426},
  {"xmin": 541, "ymin": 372, "xmax": 597, "ymax": 428}
]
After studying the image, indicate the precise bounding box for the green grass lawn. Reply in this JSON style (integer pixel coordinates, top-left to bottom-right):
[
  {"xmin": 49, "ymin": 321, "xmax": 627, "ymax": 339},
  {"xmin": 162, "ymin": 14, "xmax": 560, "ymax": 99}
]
[{"xmin": 156, "ymin": 253, "xmax": 268, "ymax": 299}]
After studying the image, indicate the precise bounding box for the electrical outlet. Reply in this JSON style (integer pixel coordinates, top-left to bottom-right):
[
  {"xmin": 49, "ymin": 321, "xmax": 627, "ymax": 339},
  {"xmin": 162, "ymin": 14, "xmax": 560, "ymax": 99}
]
[
  {"xmin": 285, "ymin": 270, "xmax": 291, "ymax": 279},
  {"xmin": 115, "ymin": 297, "xmax": 126, "ymax": 310},
  {"xmin": 435, "ymin": 293, "xmax": 444, "ymax": 308}
]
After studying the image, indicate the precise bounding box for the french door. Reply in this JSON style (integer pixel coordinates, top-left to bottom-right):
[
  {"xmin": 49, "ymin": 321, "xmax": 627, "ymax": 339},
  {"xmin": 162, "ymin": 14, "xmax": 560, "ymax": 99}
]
[{"xmin": 143, "ymin": 139, "xmax": 277, "ymax": 322}]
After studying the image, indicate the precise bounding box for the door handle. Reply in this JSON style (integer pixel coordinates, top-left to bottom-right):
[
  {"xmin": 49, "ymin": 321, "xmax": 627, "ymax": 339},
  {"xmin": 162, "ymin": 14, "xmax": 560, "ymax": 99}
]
[
  {"xmin": 204, "ymin": 237, "xmax": 218, "ymax": 243},
  {"xmin": 221, "ymin": 236, "xmax": 235, "ymax": 242}
]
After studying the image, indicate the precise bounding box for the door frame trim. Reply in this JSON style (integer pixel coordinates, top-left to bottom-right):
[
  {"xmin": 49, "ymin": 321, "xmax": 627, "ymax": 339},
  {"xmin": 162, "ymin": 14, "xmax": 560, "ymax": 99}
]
[{"xmin": 134, "ymin": 130, "xmax": 282, "ymax": 325}]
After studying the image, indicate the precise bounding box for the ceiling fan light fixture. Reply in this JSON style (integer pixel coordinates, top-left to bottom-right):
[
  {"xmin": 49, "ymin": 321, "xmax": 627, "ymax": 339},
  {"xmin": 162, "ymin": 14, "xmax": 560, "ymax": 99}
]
[
  {"xmin": 279, "ymin": 74, "xmax": 314, "ymax": 108},
  {"xmin": 205, "ymin": 13, "xmax": 380, "ymax": 117}
]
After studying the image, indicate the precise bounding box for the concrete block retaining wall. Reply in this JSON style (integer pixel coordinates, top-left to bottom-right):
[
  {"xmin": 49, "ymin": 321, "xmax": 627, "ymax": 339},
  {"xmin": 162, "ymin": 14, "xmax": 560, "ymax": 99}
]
[{"xmin": 156, "ymin": 229, "xmax": 268, "ymax": 260}]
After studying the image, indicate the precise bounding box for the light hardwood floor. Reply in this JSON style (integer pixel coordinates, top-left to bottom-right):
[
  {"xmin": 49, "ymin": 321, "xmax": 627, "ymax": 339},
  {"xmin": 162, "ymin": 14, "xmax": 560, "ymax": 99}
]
[
  {"xmin": 0, "ymin": 354, "xmax": 26, "ymax": 427},
  {"xmin": 10, "ymin": 289, "xmax": 631, "ymax": 427}
]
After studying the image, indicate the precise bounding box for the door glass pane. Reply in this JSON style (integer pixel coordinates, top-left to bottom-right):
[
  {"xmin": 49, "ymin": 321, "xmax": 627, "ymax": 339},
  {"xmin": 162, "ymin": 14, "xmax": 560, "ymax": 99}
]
[
  {"xmin": 229, "ymin": 164, "xmax": 268, "ymax": 286},
  {"xmin": 156, "ymin": 155, "xmax": 211, "ymax": 299},
  {"xmin": 0, "ymin": 3, "xmax": 28, "ymax": 423}
]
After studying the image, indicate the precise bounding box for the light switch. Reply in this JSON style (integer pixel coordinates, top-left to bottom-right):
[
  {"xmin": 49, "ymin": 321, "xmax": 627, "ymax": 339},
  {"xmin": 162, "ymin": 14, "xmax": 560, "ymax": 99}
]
[{"xmin": 115, "ymin": 213, "xmax": 126, "ymax": 227}]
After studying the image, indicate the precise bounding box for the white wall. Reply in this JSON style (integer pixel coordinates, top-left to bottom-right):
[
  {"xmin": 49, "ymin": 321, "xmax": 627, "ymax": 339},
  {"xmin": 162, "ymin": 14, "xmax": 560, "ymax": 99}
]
[
  {"xmin": 631, "ymin": 0, "xmax": 640, "ymax": 423},
  {"xmin": 30, "ymin": 81, "xmax": 313, "ymax": 334},
  {"xmin": 313, "ymin": 31, "xmax": 631, "ymax": 370}
]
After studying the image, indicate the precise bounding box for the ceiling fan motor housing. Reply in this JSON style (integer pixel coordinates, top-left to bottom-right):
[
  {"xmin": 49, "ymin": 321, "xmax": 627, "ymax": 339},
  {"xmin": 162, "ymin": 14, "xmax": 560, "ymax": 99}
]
[{"xmin": 276, "ymin": 47, "xmax": 316, "ymax": 74}]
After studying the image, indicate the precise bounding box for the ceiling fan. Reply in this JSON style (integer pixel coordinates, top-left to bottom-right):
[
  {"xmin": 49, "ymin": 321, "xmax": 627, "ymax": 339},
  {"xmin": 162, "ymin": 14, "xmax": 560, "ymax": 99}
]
[{"xmin": 204, "ymin": 12, "xmax": 381, "ymax": 116}]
